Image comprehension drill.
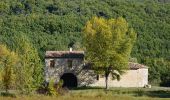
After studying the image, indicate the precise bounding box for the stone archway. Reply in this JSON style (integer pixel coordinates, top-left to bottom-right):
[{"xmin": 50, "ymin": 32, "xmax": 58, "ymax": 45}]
[{"xmin": 60, "ymin": 73, "xmax": 77, "ymax": 88}]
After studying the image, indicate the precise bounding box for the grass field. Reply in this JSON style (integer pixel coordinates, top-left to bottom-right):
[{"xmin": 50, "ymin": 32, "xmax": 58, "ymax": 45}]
[{"xmin": 1, "ymin": 86, "xmax": 170, "ymax": 100}]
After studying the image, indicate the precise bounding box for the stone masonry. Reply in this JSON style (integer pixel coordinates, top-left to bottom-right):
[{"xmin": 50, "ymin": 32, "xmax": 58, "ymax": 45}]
[{"xmin": 45, "ymin": 50, "xmax": 148, "ymax": 88}]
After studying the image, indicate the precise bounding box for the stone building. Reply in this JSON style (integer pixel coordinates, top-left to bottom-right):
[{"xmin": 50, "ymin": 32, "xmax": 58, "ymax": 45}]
[{"xmin": 45, "ymin": 50, "xmax": 148, "ymax": 88}]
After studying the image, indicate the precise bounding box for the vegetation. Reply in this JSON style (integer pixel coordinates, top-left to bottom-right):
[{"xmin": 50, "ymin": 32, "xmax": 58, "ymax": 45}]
[
  {"xmin": 0, "ymin": 0, "xmax": 169, "ymax": 95},
  {"xmin": 0, "ymin": 0, "xmax": 169, "ymax": 86},
  {"xmin": 83, "ymin": 17, "xmax": 136, "ymax": 89},
  {"xmin": 13, "ymin": 34, "xmax": 43, "ymax": 94},
  {"xmin": 0, "ymin": 35, "xmax": 43, "ymax": 94},
  {"xmin": 0, "ymin": 45, "xmax": 18, "ymax": 93},
  {"xmin": 36, "ymin": 79, "xmax": 66, "ymax": 96},
  {"xmin": 1, "ymin": 87, "xmax": 170, "ymax": 100}
]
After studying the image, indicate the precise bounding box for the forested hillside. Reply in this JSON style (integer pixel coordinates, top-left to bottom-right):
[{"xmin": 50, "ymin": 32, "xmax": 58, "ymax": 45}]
[{"xmin": 0, "ymin": 0, "xmax": 170, "ymax": 85}]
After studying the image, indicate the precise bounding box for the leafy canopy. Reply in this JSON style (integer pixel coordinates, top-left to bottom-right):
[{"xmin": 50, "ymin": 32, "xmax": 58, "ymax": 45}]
[
  {"xmin": 83, "ymin": 17, "xmax": 136, "ymax": 77},
  {"xmin": 13, "ymin": 34, "xmax": 43, "ymax": 94},
  {"xmin": 0, "ymin": 44, "xmax": 18, "ymax": 92}
]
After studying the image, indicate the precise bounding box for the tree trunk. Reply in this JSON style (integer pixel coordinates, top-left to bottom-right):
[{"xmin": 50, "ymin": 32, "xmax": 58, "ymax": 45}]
[
  {"xmin": 105, "ymin": 71, "xmax": 109, "ymax": 90},
  {"xmin": 5, "ymin": 87, "xmax": 8, "ymax": 93},
  {"xmin": 105, "ymin": 75, "xmax": 108, "ymax": 90}
]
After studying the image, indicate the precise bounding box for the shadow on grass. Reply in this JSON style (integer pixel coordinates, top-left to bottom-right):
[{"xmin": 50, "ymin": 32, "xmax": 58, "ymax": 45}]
[
  {"xmin": 145, "ymin": 90, "xmax": 170, "ymax": 98},
  {"xmin": 70, "ymin": 86, "xmax": 170, "ymax": 98},
  {"xmin": 133, "ymin": 90, "xmax": 170, "ymax": 98},
  {"xmin": 69, "ymin": 86, "xmax": 103, "ymax": 90},
  {"xmin": 0, "ymin": 92, "xmax": 16, "ymax": 98}
]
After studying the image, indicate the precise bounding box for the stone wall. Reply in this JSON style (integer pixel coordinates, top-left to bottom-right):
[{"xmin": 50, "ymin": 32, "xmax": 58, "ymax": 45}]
[{"xmin": 45, "ymin": 58, "xmax": 96, "ymax": 86}]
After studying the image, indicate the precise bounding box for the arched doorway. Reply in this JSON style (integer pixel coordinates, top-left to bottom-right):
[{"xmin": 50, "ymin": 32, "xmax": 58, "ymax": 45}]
[{"xmin": 60, "ymin": 73, "xmax": 77, "ymax": 88}]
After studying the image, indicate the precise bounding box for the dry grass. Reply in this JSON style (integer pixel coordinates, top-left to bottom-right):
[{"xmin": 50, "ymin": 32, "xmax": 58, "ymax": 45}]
[
  {"xmin": 0, "ymin": 94, "xmax": 169, "ymax": 100},
  {"xmin": 1, "ymin": 87, "xmax": 170, "ymax": 100}
]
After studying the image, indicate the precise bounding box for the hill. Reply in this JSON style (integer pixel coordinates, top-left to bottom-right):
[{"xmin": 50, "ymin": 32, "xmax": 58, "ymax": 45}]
[{"xmin": 0, "ymin": 0, "xmax": 170, "ymax": 85}]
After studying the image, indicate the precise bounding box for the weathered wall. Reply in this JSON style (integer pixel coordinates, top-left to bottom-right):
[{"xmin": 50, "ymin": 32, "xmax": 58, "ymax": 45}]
[
  {"xmin": 45, "ymin": 58, "xmax": 96, "ymax": 86},
  {"xmin": 45, "ymin": 58, "xmax": 148, "ymax": 87},
  {"xmin": 89, "ymin": 69, "xmax": 148, "ymax": 87}
]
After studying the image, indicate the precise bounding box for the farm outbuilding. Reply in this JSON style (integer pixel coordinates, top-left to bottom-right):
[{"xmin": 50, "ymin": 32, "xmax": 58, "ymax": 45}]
[{"xmin": 45, "ymin": 50, "xmax": 148, "ymax": 88}]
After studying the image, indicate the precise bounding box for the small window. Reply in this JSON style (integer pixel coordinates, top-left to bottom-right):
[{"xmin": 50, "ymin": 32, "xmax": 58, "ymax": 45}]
[
  {"xmin": 97, "ymin": 74, "xmax": 99, "ymax": 80},
  {"xmin": 50, "ymin": 60, "xmax": 55, "ymax": 68},
  {"xmin": 68, "ymin": 59, "xmax": 73, "ymax": 68}
]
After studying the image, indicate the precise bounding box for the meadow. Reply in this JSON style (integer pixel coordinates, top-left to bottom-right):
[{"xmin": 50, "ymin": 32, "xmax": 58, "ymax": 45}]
[{"xmin": 1, "ymin": 86, "xmax": 170, "ymax": 100}]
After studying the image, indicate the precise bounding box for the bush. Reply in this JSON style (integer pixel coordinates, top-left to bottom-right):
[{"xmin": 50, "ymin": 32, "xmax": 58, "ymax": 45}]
[
  {"xmin": 37, "ymin": 80, "xmax": 68, "ymax": 96},
  {"xmin": 0, "ymin": 92, "xmax": 16, "ymax": 98},
  {"xmin": 160, "ymin": 71, "xmax": 170, "ymax": 87},
  {"xmin": 135, "ymin": 89, "xmax": 144, "ymax": 96}
]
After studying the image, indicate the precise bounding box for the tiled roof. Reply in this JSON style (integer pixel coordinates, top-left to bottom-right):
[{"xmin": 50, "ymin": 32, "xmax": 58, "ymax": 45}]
[
  {"xmin": 129, "ymin": 62, "xmax": 148, "ymax": 69},
  {"xmin": 45, "ymin": 51, "xmax": 84, "ymax": 58},
  {"xmin": 83, "ymin": 62, "xmax": 148, "ymax": 70},
  {"xmin": 45, "ymin": 51, "xmax": 148, "ymax": 69}
]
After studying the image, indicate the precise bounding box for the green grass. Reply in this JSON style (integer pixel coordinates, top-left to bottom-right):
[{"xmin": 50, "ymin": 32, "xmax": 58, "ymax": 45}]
[{"xmin": 1, "ymin": 86, "xmax": 170, "ymax": 100}]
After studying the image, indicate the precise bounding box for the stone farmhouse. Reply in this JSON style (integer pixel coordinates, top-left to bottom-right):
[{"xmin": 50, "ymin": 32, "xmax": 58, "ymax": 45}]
[{"xmin": 45, "ymin": 49, "xmax": 148, "ymax": 88}]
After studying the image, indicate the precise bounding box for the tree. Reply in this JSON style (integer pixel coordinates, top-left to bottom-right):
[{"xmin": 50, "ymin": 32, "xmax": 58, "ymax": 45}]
[
  {"xmin": 13, "ymin": 34, "xmax": 43, "ymax": 94},
  {"xmin": 83, "ymin": 17, "xmax": 136, "ymax": 89},
  {"xmin": 0, "ymin": 44, "xmax": 18, "ymax": 93}
]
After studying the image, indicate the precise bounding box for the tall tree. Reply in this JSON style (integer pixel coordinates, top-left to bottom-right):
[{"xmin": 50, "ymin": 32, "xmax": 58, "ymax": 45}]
[
  {"xmin": 13, "ymin": 34, "xmax": 43, "ymax": 94},
  {"xmin": 83, "ymin": 17, "xmax": 136, "ymax": 89},
  {"xmin": 0, "ymin": 44, "xmax": 18, "ymax": 93}
]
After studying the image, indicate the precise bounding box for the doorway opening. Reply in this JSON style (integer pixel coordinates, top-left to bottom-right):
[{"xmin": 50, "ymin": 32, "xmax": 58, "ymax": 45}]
[{"xmin": 60, "ymin": 73, "xmax": 77, "ymax": 88}]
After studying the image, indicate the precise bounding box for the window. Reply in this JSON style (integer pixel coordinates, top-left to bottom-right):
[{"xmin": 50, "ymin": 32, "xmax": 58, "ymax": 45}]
[
  {"xmin": 97, "ymin": 74, "xmax": 99, "ymax": 80},
  {"xmin": 68, "ymin": 59, "xmax": 73, "ymax": 68},
  {"xmin": 50, "ymin": 60, "xmax": 55, "ymax": 68}
]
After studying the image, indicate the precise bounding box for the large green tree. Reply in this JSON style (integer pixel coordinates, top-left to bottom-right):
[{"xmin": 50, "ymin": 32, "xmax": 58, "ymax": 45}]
[
  {"xmin": 83, "ymin": 17, "xmax": 136, "ymax": 89},
  {"xmin": 13, "ymin": 34, "xmax": 43, "ymax": 94}
]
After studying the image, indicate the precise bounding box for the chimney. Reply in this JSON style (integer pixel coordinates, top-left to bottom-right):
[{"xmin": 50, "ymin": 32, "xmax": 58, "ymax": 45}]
[
  {"xmin": 69, "ymin": 47, "xmax": 73, "ymax": 52},
  {"xmin": 68, "ymin": 41, "xmax": 74, "ymax": 52}
]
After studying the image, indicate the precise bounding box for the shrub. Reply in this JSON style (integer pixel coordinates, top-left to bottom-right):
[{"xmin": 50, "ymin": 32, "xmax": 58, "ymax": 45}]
[
  {"xmin": 160, "ymin": 71, "xmax": 170, "ymax": 87},
  {"xmin": 0, "ymin": 92, "xmax": 16, "ymax": 98},
  {"xmin": 37, "ymin": 79, "xmax": 68, "ymax": 96}
]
